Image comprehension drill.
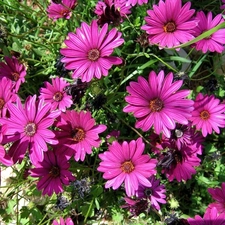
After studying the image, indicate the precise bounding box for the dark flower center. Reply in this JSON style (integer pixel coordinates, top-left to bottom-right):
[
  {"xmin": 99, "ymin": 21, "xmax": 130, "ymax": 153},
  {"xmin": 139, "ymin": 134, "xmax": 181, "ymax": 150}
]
[
  {"xmin": 11, "ymin": 72, "xmax": 20, "ymax": 81},
  {"xmin": 121, "ymin": 160, "xmax": 134, "ymax": 173},
  {"xmin": 158, "ymin": 150, "xmax": 182, "ymax": 169},
  {"xmin": 88, "ymin": 49, "xmax": 100, "ymax": 61},
  {"xmin": 149, "ymin": 98, "xmax": 164, "ymax": 112},
  {"xmin": 24, "ymin": 122, "xmax": 37, "ymax": 137},
  {"xmin": 144, "ymin": 188, "xmax": 152, "ymax": 197},
  {"xmin": 71, "ymin": 128, "xmax": 85, "ymax": 142},
  {"xmin": 60, "ymin": 9, "xmax": 70, "ymax": 18},
  {"xmin": 0, "ymin": 98, "xmax": 5, "ymax": 110},
  {"xmin": 200, "ymin": 110, "xmax": 210, "ymax": 120},
  {"xmin": 163, "ymin": 21, "xmax": 176, "ymax": 33},
  {"xmin": 53, "ymin": 91, "xmax": 63, "ymax": 102},
  {"xmin": 49, "ymin": 166, "xmax": 60, "ymax": 178},
  {"xmin": 174, "ymin": 129, "xmax": 183, "ymax": 138}
]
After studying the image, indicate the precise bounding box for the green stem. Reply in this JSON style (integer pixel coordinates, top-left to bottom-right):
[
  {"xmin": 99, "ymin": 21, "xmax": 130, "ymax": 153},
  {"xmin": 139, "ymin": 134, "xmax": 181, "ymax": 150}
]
[{"xmin": 84, "ymin": 199, "xmax": 94, "ymax": 223}]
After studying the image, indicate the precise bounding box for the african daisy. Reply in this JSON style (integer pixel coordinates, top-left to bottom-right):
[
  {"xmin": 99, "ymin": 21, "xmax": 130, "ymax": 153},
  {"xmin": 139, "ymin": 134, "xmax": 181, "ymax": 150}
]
[{"xmin": 52, "ymin": 217, "xmax": 74, "ymax": 225}]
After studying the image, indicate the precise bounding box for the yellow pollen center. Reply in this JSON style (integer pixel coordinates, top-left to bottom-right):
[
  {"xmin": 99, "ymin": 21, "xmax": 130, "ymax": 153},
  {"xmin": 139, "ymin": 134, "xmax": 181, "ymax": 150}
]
[
  {"xmin": 200, "ymin": 110, "xmax": 210, "ymax": 120},
  {"xmin": 149, "ymin": 98, "xmax": 164, "ymax": 112},
  {"xmin": 53, "ymin": 91, "xmax": 63, "ymax": 102},
  {"xmin": 49, "ymin": 166, "xmax": 60, "ymax": 178},
  {"xmin": 11, "ymin": 72, "xmax": 20, "ymax": 81},
  {"xmin": 121, "ymin": 160, "xmax": 134, "ymax": 173},
  {"xmin": 163, "ymin": 21, "xmax": 176, "ymax": 33},
  {"xmin": 72, "ymin": 128, "xmax": 85, "ymax": 142},
  {"xmin": 88, "ymin": 49, "xmax": 100, "ymax": 61},
  {"xmin": 24, "ymin": 122, "xmax": 36, "ymax": 137},
  {"xmin": 0, "ymin": 98, "xmax": 5, "ymax": 110}
]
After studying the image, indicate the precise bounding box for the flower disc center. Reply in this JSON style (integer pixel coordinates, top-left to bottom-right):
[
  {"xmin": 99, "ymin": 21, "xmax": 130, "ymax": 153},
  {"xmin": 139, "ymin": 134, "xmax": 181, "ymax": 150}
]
[
  {"xmin": 53, "ymin": 91, "xmax": 63, "ymax": 102},
  {"xmin": 121, "ymin": 160, "xmax": 134, "ymax": 173},
  {"xmin": 149, "ymin": 98, "xmax": 164, "ymax": 112},
  {"xmin": 174, "ymin": 129, "xmax": 183, "ymax": 138},
  {"xmin": 0, "ymin": 98, "xmax": 5, "ymax": 110},
  {"xmin": 163, "ymin": 21, "xmax": 176, "ymax": 33},
  {"xmin": 72, "ymin": 128, "xmax": 85, "ymax": 142},
  {"xmin": 200, "ymin": 110, "xmax": 210, "ymax": 120},
  {"xmin": 88, "ymin": 49, "xmax": 100, "ymax": 61},
  {"xmin": 11, "ymin": 72, "xmax": 20, "ymax": 81},
  {"xmin": 49, "ymin": 166, "xmax": 60, "ymax": 178},
  {"xmin": 60, "ymin": 9, "xmax": 70, "ymax": 18},
  {"xmin": 24, "ymin": 122, "xmax": 37, "ymax": 137}
]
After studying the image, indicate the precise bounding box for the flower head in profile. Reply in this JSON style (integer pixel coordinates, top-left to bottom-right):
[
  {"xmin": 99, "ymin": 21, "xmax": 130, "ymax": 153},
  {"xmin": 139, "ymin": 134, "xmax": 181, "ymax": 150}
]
[
  {"xmin": 0, "ymin": 56, "xmax": 26, "ymax": 92},
  {"xmin": 54, "ymin": 110, "xmax": 107, "ymax": 161},
  {"xmin": 187, "ymin": 207, "xmax": 225, "ymax": 225},
  {"xmin": 94, "ymin": 0, "xmax": 131, "ymax": 26},
  {"xmin": 98, "ymin": 138, "xmax": 157, "ymax": 197},
  {"xmin": 135, "ymin": 176, "xmax": 166, "ymax": 210},
  {"xmin": 1, "ymin": 95, "xmax": 60, "ymax": 165},
  {"xmin": 30, "ymin": 150, "xmax": 75, "ymax": 196},
  {"xmin": 123, "ymin": 70, "xmax": 194, "ymax": 138},
  {"xmin": 39, "ymin": 77, "xmax": 73, "ymax": 112},
  {"xmin": 52, "ymin": 217, "xmax": 74, "ymax": 225},
  {"xmin": 141, "ymin": 0, "xmax": 197, "ymax": 49},
  {"xmin": 47, "ymin": 0, "xmax": 77, "ymax": 21},
  {"xmin": 207, "ymin": 183, "xmax": 225, "ymax": 214},
  {"xmin": 127, "ymin": 0, "xmax": 148, "ymax": 6},
  {"xmin": 190, "ymin": 93, "xmax": 225, "ymax": 137},
  {"xmin": 0, "ymin": 77, "xmax": 17, "ymax": 118},
  {"xmin": 60, "ymin": 20, "xmax": 124, "ymax": 82},
  {"xmin": 192, "ymin": 11, "xmax": 225, "ymax": 53}
]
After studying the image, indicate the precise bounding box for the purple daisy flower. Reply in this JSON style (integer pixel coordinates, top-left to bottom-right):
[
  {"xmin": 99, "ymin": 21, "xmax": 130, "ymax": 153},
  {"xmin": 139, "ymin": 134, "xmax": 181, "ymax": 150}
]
[
  {"xmin": 97, "ymin": 138, "xmax": 157, "ymax": 197},
  {"xmin": 193, "ymin": 11, "xmax": 225, "ymax": 53},
  {"xmin": 0, "ymin": 56, "xmax": 26, "ymax": 92},
  {"xmin": 136, "ymin": 175, "xmax": 166, "ymax": 210},
  {"xmin": 207, "ymin": 183, "xmax": 225, "ymax": 214},
  {"xmin": 123, "ymin": 70, "xmax": 194, "ymax": 138},
  {"xmin": 30, "ymin": 150, "xmax": 75, "ymax": 196},
  {"xmin": 0, "ymin": 77, "xmax": 17, "ymax": 118},
  {"xmin": 39, "ymin": 77, "xmax": 73, "ymax": 112},
  {"xmin": 187, "ymin": 207, "xmax": 225, "ymax": 225},
  {"xmin": 52, "ymin": 217, "xmax": 74, "ymax": 225},
  {"xmin": 94, "ymin": 0, "xmax": 131, "ymax": 26},
  {"xmin": 47, "ymin": 0, "xmax": 77, "ymax": 21},
  {"xmin": 60, "ymin": 20, "xmax": 124, "ymax": 82},
  {"xmin": 190, "ymin": 93, "xmax": 225, "ymax": 137},
  {"xmin": 158, "ymin": 144, "xmax": 201, "ymax": 182},
  {"xmin": 54, "ymin": 110, "xmax": 107, "ymax": 161},
  {"xmin": 1, "ymin": 95, "xmax": 61, "ymax": 165},
  {"xmin": 141, "ymin": 0, "xmax": 198, "ymax": 49},
  {"xmin": 127, "ymin": 0, "xmax": 148, "ymax": 6}
]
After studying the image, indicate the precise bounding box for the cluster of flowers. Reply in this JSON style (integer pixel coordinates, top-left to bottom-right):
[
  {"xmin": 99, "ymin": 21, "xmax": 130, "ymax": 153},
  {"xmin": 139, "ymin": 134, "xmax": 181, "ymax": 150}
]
[{"xmin": 1, "ymin": 0, "xmax": 225, "ymax": 224}]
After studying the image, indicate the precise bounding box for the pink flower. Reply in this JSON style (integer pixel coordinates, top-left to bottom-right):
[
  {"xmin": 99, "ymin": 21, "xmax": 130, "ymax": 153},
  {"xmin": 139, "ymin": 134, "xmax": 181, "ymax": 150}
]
[
  {"xmin": 193, "ymin": 11, "xmax": 225, "ymax": 53},
  {"xmin": 190, "ymin": 93, "xmax": 225, "ymax": 137},
  {"xmin": 141, "ymin": 0, "xmax": 197, "ymax": 49},
  {"xmin": 54, "ymin": 110, "xmax": 107, "ymax": 161},
  {"xmin": 0, "ymin": 77, "xmax": 17, "ymax": 118},
  {"xmin": 187, "ymin": 207, "xmax": 225, "ymax": 225},
  {"xmin": 39, "ymin": 77, "xmax": 73, "ymax": 112},
  {"xmin": 47, "ymin": 0, "xmax": 77, "ymax": 21},
  {"xmin": 207, "ymin": 183, "xmax": 225, "ymax": 214},
  {"xmin": 97, "ymin": 138, "xmax": 157, "ymax": 197},
  {"xmin": 94, "ymin": 0, "xmax": 131, "ymax": 26},
  {"xmin": 123, "ymin": 70, "xmax": 194, "ymax": 138},
  {"xmin": 1, "ymin": 95, "xmax": 60, "ymax": 165},
  {"xmin": 135, "ymin": 176, "xmax": 166, "ymax": 210},
  {"xmin": 0, "ymin": 56, "xmax": 26, "ymax": 92},
  {"xmin": 52, "ymin": 218, "xmax": 74, "ymax": 225},
  {"xmin": 127, "ymin": 0, "xmax": 148, "ymax": 6},
  {"xmin": 30, "ymin": 150, "xmax": 75, "ymax": 196},
  {"xmin": 0, "ymin": 124, "xmax": 13, "ymax": 166},
  {"xmin": 158, "ymin": 144, "xmax": 201, "ymax": 182},
  {"xmin": 60, "ymin": 20, "xmax": 124, "ymax": 82}
]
